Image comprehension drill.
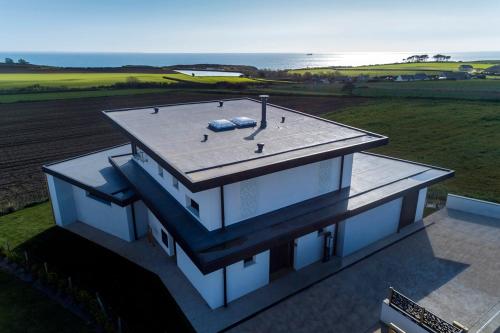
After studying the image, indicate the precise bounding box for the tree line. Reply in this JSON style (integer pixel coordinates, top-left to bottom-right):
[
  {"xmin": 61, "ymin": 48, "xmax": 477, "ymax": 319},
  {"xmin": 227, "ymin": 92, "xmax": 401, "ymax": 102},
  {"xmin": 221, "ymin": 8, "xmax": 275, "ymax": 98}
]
[
  {"xmin": 404, "ymin": 54, "xmax": 451, "ymax": 63},
  {"xmin": 3, "ymin": 57, "xmax": 30, "ymax": 65}
]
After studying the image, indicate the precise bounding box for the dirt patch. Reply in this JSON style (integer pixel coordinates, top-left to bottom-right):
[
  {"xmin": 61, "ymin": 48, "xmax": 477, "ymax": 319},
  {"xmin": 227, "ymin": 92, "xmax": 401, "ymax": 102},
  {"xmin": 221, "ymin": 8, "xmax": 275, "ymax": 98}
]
[{"xmin": 0, "ymin": 92, "xmax": 367, "ymax": 211}]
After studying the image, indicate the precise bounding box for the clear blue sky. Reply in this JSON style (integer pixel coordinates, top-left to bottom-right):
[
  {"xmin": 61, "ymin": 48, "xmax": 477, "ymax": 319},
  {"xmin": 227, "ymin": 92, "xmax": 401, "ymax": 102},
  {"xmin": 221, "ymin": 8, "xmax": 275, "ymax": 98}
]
[{"xmin": 1, "ymin": 0, "xmax": 499, "ymax": 53}]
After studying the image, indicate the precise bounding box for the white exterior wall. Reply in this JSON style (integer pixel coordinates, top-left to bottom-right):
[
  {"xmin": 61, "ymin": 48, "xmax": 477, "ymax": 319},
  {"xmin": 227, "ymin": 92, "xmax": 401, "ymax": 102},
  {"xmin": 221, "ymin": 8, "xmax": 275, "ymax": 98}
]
[
  {"xmin": 224, "ymin": 157, "xmax": 342, "ymax": 226},
  {"xmin": 147, "ymin": 210, "xmax": 175, "ymax": 256},
  {"xmin": 337, "ymin": 198, "xmax": 403, "ymax": 257},
  {"xmin": 176, "ymin": 244, "xmax": 224, "ymax": 309},
  {"xmin": 134, "ymin": 150, "xmax": 222, "ymax": 231},
  {"xmin": 447, "ymin": 194, "xmax": 500, "ymax": 219},
  {"xmin": 72, "ymin": 187, "xmax": 135, "ymax": 242},
  {"xmin": 132, "ymin": 200, "xmax": 150, "ymax": 238},
  {"xmin": 293, "ymin": 225, "xmax": 335, "ymax": 270},
  {"xmin": 414, "ymin": 188, "xmax": 428, "ymax": 222},
  {"xmin": 226, "ymin": 251, "xmax": 270, "ymax": 302},
  {"xmin": 46, "ymin": 175, "xmax": 76, "ymax": 227},
  {"xmin": 341, "ymin": 154, "xmax": 354, "ymax": 188}
]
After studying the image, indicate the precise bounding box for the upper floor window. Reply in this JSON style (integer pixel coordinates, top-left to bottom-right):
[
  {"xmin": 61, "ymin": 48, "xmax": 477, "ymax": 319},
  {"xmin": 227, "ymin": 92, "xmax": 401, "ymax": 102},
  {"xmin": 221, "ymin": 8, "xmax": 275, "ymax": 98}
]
[
  {"xmin": 243, "ymin": 256, "xmax": 256, "ymax": 267},
  {"xmin": 172, "ymin": 177, "xmax": 179, "ymax": 189},
  {"xmin": 186, "ymin": 196, "xmax": 200, "ymax": 217},
  {"xmin": 158, "ymin": 164, "xmax": 164, "ymax": 178}
]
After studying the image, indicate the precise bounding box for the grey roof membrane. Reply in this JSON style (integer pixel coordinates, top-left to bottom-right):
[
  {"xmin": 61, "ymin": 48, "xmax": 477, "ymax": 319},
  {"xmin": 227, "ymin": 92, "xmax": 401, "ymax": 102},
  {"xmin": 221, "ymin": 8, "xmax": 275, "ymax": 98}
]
[
  {"xmin": 103, "ymin": 98, "xmax": 387, "ymax": 185},
  {"xmin": 43, "ymin": 144, "xmax": 135, "ymax": 204}
]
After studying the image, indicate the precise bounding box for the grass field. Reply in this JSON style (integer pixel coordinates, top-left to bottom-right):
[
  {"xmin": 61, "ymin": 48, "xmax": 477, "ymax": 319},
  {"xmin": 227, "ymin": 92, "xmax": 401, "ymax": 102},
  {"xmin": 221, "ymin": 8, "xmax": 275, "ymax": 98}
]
[
  {"xmin": 0, "ymin": 72, "xmax": 258, "ymax": 90},
  {"xmin": 0, "ymin": 203, "xmax": 92, "ymax": 333},
  {"xmin": 326, "ymin": 98, "xmax": 500, "ymax": 203},
  {"xmin": 0, "ymin": 270, "xmax": 92, "ymax": 333},
  {"xmin": 0, "ymin": 88, "xmax": 172, "ymax": 103},
  {"xmin": 290, "ymin": 61, "xmax": 500, "ymax": 76},
  {"xmin": 354, "ymin": 79, "xmax": 500, "ymax": 100},
  {"xmin": 0, "ymin": 202, "xmax": 193, "ymax": 333}
]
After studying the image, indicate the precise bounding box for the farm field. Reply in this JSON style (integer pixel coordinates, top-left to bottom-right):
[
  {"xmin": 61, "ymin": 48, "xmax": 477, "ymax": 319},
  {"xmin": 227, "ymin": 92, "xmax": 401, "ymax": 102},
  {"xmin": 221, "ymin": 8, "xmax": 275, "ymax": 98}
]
[
  {"xmin": 290, "ymin": 61, "xmax": 500, "ymax": 76},
  {"xmin": 326, "ymin": 98, "xmax": 500, "ymax": 202},
  {"xmin": 0, "ymin": 72, "xmax": 258, "ymax": 90},
  {"xmin": 0, "ymin": 92, "xmax": 366, "ymax": 212},
  {"xmin": 354, "ymin": 79, "xmax": 500, "ymax": 100}
]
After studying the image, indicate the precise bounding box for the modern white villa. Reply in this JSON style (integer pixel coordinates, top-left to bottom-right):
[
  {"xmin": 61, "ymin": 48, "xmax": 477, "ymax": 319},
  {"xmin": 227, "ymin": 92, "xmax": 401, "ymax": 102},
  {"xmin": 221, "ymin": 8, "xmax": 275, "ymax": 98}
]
[{"xmin": 43, "ymin": 97, "xmax": 453, "ymax": 310}]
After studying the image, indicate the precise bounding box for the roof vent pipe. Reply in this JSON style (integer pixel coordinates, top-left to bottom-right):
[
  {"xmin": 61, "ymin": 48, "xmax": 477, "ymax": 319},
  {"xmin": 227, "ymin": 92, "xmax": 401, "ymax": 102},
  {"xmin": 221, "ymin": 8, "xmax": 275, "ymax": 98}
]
[
  {"xmin": 152, "ymin": 107, "xmax": 159, "ymax": 114},
  {"xmin": 256, "ymin": 143, "xmax": 264, "ymax": 153},
  {"xmin": 281, "ymin": 116, "xmax": 285, "ymax": 123},
  {"xmin": 259, "ymin": 95, "xmax": 269, "ymax": 129},
  {"xmin": 219, "ymin": 101, "xmax": 224, "ymax": 107},
  {"xmin": 202, "ymin": 134, "xmax": 208, "ymax": 142}
]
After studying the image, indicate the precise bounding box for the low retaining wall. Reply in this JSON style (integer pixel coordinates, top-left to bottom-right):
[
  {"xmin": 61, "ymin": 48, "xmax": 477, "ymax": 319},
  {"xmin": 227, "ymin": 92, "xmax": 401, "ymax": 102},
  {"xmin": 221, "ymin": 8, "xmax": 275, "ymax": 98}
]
[{"xmin": 446, "ymin": 194, "xmax": 500, "ymax": 219}]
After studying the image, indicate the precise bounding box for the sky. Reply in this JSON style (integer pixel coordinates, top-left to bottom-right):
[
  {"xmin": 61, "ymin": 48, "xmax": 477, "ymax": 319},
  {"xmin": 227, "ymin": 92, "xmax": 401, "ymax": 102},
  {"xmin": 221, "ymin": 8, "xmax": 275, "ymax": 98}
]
[{"xmin": 1, "ymin": 0, "xmax": 499, "ymax": 53}]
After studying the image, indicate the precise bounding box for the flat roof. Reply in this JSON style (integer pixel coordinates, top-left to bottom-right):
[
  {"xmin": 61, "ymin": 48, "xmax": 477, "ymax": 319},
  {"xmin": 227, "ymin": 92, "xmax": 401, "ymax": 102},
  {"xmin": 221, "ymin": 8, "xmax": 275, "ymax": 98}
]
[
  {"xmin": 43, "ymin": 144, "xmax": 136, "ymax": 206},
  {"xmin": 103, "ymin": 98, "xmax": 388, "ymax": 192},
  {"xmin": 109, "ymin": 151, "xmax": 453, "ymax": 273}
]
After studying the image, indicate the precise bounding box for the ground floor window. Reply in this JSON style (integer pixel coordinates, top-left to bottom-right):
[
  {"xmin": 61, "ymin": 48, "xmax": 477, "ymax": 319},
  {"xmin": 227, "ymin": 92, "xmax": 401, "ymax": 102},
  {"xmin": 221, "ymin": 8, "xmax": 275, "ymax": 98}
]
[{"xmin": 161, "ymin": 229, "xmax": 169, "ymax": 248}]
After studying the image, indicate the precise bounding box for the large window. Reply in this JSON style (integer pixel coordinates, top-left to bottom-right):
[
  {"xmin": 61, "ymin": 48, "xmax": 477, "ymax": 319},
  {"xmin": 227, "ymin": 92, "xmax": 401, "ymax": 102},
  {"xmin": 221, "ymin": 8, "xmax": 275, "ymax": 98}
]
[{"xmin": 172, "ymin": 177, "xmax": 179, "ymax": 189}]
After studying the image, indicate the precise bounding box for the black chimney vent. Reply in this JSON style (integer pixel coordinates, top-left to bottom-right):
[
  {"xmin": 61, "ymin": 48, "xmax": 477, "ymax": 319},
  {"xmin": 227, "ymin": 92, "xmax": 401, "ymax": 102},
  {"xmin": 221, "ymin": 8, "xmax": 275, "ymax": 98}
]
[
  {"xmin": 152, "ymin": 107, "xmax": 159, "ymax": 114},
  {"xmin": 202, "ymin": 134, "xmax": 208, "ymax": 142},
  {"xmin": 259, "ymin": 95, "xmax": 269, "ymax": 129},
  {"xmin": 256, "ymin": 143, "xmax": 264, "ymax": 153},
  {"xmin": 281, "ymin": 116, "xmax": 285, "ymax": 123},
  {"xmin": 219, "ymin": 101, "xmax": 224, "ymax": 107}
]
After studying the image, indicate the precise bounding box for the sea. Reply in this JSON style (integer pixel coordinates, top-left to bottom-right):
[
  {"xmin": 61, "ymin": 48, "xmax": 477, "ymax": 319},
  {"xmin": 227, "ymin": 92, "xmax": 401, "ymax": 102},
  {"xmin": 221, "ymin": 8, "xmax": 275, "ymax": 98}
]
[{"xmin": 1, "ymin": 51, "xmax": 500, "ymax": 70}]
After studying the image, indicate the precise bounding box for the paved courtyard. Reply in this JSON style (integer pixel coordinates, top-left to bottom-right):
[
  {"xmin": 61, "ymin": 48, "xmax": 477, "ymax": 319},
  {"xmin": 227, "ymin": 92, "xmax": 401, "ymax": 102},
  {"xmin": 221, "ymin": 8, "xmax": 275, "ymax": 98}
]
[{"xmin": 229, "ymin": 209, "xmax": 500, "ymax": 333}]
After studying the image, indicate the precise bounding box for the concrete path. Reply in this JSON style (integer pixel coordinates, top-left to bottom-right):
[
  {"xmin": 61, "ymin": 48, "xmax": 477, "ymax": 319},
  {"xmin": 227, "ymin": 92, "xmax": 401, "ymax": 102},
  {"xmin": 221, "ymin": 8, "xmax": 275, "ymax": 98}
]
[{"xmin": 229, "ymin": 209, "xmax": 500, "ymax": 333}]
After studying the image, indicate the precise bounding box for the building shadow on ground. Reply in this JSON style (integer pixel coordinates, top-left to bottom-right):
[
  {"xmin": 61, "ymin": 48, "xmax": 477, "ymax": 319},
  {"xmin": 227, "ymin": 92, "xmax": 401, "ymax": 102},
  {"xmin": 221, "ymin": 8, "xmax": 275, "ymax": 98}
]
[{"xmin": 17, "ymin": 226, "xmax": 194, "ymax": 333}]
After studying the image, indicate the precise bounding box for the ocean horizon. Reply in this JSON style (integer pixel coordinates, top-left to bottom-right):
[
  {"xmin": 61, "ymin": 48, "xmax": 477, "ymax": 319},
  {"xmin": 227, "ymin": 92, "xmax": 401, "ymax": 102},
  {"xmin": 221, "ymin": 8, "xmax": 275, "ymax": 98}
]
[{"xmin": 1, "ymin": 51, "xmax": 500, "ymax": 70}]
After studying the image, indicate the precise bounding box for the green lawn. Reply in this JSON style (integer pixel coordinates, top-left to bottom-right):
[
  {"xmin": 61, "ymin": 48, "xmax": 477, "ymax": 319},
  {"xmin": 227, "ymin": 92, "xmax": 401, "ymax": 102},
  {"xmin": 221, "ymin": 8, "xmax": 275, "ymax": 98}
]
[
  {"xmin": 0, "ymin": 203, "xmax": 93, "ymax": 333},
  {"xmin": 325, "ymin": 98, "xmax": 500, "ymax": 203},
  {"xmin": 354, "ymin": 80, "xmax": 500, "ymax": 100},
  {"xmin": 0, "ymin": 202, "xmax": 53, "ymax": 250},
  {"xmin": 0, "ymin": 72, "xmax": 258, "ymax": 90},
  {"xmin": 0, "ymin": 202, "xmax": 192, "ymax": 333},
  {"xmin": 0, "ymin": 270, "xmax": 92, "ymax": 333}
]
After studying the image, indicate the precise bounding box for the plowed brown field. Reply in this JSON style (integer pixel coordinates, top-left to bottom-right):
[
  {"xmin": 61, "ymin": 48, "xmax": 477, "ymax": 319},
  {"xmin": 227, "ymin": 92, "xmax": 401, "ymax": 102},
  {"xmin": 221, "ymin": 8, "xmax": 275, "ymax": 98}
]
[{"xmin": 0, "ymin": 91, "xmax": 366, "ymax": 212}]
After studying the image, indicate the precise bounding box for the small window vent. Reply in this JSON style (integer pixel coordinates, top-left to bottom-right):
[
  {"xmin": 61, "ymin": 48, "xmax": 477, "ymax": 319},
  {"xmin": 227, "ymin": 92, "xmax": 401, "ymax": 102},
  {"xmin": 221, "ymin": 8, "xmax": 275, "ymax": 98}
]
[
  {"xmin": 208, "ymin": 119, "xmax": 236, "ymax": 132},
  {"xmin": 231, "ymin": 117, "xmax": 257, "ymax": 128}
]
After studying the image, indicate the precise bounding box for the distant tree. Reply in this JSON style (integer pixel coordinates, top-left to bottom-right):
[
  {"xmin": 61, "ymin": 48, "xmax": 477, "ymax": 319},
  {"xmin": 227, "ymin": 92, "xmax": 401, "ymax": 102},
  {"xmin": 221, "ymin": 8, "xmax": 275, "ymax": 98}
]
[
  {"xmin": 4, "ymin": 57, "xmax": 14, "ymax": 64},
  {"xmin": 17, "ymin": 58, "xmax": 29, "ymax": 64},
  {"xmin": 445, "ymin": 55, "xmax": 451, "ymax": 61},
  {"xmin": 420, "ymin": 54, "xmax": 429, "ymax": 62}
]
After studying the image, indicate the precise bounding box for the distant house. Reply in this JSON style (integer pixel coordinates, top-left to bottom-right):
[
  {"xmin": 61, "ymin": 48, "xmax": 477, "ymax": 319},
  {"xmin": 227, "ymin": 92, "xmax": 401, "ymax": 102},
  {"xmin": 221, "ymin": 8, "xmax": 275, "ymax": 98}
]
[
  {"xmin": 459, "ymin": 64, "xmax": 474, "ymax": 72},
  {"xmin": 413, "ymin": 73, "xmax": 428, "ymax": 81},
  {"xmin": 440, "ymin": 71, "xmax": 471, "ymax": 80},
  {"xmin": 395, "ymin": 75, "xmax": 415, "ymax": 82}
]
